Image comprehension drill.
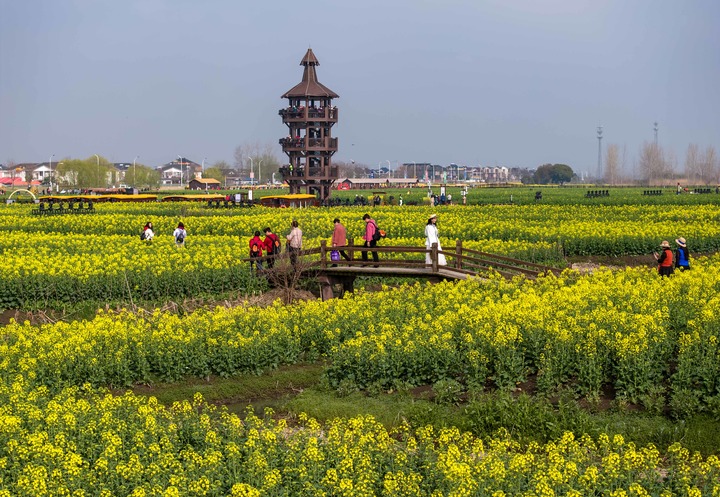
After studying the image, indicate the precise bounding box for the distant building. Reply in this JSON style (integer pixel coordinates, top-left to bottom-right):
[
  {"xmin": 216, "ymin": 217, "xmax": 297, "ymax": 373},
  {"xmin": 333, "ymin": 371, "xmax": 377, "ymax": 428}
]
[
  {"xmin": 189, "ymin": 178, "xmax": 222, "ymax": 190},
  {"xmin": 156, "ymin": 157, "xmax": 202, "ymax": 185}
]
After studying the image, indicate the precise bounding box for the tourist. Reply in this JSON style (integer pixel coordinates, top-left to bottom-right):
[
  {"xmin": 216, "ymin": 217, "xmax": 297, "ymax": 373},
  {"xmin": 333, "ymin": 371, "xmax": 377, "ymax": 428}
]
[
  {"xmin": 263, "ymin": 227, "xmax": 280, "ymax": 269},
  {"xmin": 425, "ymin": 214, "xmax": 447, "ymax": 266},
  {"xmin": 249, "ymin": 230, "xmax": 264, "ymax": 272},
  {"xmin": 286, "ymin": 220, "xmax": 302, "ymax": 267},
  {"xmin": 675, "ymin": 237, "xmax": 690, "ymax": 271},
  {"xmin": 361, "ymin": 213, "xmax": 379, "ymax": 266},
  {"xmin": 653, "ymin": 240, "xmax": 673, "ymax": 277},
  {"xmin": 141, "ymin": 221, "xmax": 154, "ymax": 241},
  {"xmin": 173, "ymin": 222, "xmax": 187, "ymax": 248},
  {"xmin": 331, "ymin": 218, "xmax": 350, "ymax": 263}
]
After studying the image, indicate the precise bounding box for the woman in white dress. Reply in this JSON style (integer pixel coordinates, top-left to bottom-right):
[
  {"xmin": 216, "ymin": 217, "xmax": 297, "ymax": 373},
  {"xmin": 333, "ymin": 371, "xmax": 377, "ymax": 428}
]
[{"xmin": 425, "ymin": 214, "xmax": 447, "ymax": 266}]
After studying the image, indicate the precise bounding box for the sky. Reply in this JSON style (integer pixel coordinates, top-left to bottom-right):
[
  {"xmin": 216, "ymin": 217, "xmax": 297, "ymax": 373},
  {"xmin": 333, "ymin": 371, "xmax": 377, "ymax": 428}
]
[{"xmin": 1, "ymin": 0, "xmax": 719, "ymax": 177}]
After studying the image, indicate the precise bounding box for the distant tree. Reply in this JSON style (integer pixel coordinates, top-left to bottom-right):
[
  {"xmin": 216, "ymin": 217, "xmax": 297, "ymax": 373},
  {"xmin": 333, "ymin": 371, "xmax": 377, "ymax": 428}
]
[
  {"xmin": 533, "ymin": 164, "xmax": 553, "ymax": 184},
  {"xmin": 213, "ymin": 160, "xmax": 231, "ymax": 170},
  {"xmin": 605, "ymin": 144, "xmax": 619, "ymax": 185},
  {"xmin": 638, "ymin": 142, "xmax": 666, "ymax": 185},
  {"xmin": 203, "ymin": 166, "xmax": 225, "ymax": 184},
  {"xmin": 533, "ymin": 164, "xmax": 575, "ymax": 185},
  {"xmin": 53, "ymin": 156, "xmax": 119, "ymax": 188},
  {"xmin": 335, "ymin": 159, "xmax": 371, "ymax": 178},
  {"xmin": 685, "ymin": 144, "xmax": 700, "ymax": 184},
  {"xmin": 235, "ymin": 142, "xmax": 281, "ymax": 183},
  {"xmin": 550, "ymin": 164, "xmax": 574, "ymax": 184},
  {"xmin": 698, "ymin": 146, "xmax": 718, "ymax": 185},
  {"xmin": 124, "ymin": 164, "xmax": 160, "ymax": 189}
]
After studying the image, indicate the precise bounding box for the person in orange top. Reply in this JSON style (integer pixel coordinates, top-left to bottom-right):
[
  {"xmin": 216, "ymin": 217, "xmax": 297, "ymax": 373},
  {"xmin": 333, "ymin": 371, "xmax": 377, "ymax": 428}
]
[
  {"xmin": 653, "ymin": 240, "xmax": 674, "ymax": 277},
  {"xmin": 331, "ymin": 218, "xmax": 350, "ymax": 262},
  {"xmin": 249, "ymin": 230, "xmax": 264, "ymax": 272}
]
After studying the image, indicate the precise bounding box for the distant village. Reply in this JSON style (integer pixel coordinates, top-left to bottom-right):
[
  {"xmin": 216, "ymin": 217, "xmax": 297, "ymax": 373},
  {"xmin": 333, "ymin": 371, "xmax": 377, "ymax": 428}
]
[{"xmin": 0, "ymin": 157, "xmax": 527, "ymax": 191}]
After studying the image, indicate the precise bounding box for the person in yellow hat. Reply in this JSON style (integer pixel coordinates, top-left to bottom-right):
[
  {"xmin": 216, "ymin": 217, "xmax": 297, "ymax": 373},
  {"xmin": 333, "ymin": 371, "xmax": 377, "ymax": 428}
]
[{"xmin": 674, "ymin": 237, "xmax": 690, "ymax": 271}]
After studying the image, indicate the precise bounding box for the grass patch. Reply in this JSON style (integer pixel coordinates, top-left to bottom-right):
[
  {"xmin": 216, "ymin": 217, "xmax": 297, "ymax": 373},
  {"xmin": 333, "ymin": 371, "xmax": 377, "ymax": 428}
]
[
  {"xmin": 130, "ymin": 363, "xmax": 324, "ymax": 414},
  {"xmin": 129, "ymin": 363, "xmax": 720, "ymax": 456}
]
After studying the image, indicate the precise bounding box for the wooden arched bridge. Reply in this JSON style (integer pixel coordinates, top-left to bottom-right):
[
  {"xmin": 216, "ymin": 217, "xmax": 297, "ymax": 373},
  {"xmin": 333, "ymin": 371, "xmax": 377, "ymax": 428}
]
[{"xmin": 247, "ymin": 239, "xmax": 564, "ymax": 300}]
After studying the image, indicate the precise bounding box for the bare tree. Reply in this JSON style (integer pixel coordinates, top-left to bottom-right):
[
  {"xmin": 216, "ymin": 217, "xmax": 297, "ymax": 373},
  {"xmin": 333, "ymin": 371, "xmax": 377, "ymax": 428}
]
[
  {"xmin": 234, "ymin": 142, "xmax": 282, "ymax": 183},
  {"xmin": 665, "ymin": 148, "xmax": 678, "ymax": 186},
  {"xmin": 638, "ymin": 142, "xmax": 665, "ymax": 185},
  {"xmin": 698, "ymin": 146, "xmax": 718, "ymax": 185},
  {"xmin": 261, "ymin": 250, "xmax": 319, "ymax": 304},
  {"xmin": 605, "ymin": 144, "xmax": 619, "ymax": 185},
  {"xmin": 685, "ymin": 143, "xmax": 700, "ymax": 184}
]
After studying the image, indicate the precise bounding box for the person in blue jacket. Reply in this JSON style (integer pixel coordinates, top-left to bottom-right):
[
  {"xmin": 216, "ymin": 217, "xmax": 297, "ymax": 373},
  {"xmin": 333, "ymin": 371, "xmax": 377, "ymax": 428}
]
[{"xmin": 675, "ymin": 237, "xmax": 690, "ymax": 270}]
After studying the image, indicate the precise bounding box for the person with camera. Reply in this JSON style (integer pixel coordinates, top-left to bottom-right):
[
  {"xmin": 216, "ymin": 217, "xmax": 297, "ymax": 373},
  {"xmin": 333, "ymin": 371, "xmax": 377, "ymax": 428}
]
[{"xmin": 653, "ymin": 240, "xmax": 674, "ymax": 277}]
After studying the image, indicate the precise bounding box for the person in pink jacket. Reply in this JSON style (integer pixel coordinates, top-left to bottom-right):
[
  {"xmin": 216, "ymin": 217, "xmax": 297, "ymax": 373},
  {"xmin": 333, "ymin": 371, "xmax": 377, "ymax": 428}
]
[{"xmin": 361, "ymin": 213, "xmax": 379, "ymax": 266}]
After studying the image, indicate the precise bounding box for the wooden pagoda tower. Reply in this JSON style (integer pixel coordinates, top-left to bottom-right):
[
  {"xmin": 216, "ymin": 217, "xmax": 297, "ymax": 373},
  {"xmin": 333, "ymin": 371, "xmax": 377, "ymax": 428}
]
[{"xmin": 278, "ymin": 49, "xmax": 339, "ymax": 200}]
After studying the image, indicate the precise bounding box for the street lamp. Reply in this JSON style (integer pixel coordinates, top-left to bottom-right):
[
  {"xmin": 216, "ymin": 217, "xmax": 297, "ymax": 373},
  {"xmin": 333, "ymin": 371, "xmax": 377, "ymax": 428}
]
[
  {"xmin": 133, "ymin": 156, "xmax": 139, "ymax": 188},
  {"xmin": 386, "ymin": 160, "xmax": 391, "ymax": 179},
  {"xmin": 411, "ymin": 161, "xmax": 416, "ymax": 180},
  {"xmin": 178, "ymin": 155, "xmax": 182, "ymax": 187},
  {"xmin": 94, "ymin": 154, "xmax": 100, "ymax": 188},
  {"xmin": 49, "ymin": 154, "xmax": 55, "ymax": 192},
  {"xmin": 246, "ymin": 156, "xmax": 254, "ymax": 187},
  {"xmin": 258, "ymin": 159, "xmax": 263, "ymax": 185},
  {"xmin": 57, "ymin": 162, "xmax": 64, "ymax": 191}
]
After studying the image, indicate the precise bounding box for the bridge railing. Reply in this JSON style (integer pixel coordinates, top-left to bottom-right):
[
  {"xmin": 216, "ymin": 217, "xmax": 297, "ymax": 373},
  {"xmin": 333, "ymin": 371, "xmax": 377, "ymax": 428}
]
[
  {"xmin": 316, "ymin": 239, "xmax": 562, "ymax": 279},
  {"xmin": 241, "ymin": 238, "xmax": 562, "ymax": 279}
]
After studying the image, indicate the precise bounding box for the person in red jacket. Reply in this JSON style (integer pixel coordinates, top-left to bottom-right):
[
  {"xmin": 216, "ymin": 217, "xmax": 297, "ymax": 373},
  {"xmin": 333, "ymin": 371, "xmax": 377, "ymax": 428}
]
[
  {"xmin": 249, "ymin": 230, "xmax": 264, "ymax": 272},
  {"xmin": 653, "ymin": 240, "xmax": 674, "ymax": 277},
  {"xmin": 263, "ymin": 227, "xmax": 280, "ymax": 269}
]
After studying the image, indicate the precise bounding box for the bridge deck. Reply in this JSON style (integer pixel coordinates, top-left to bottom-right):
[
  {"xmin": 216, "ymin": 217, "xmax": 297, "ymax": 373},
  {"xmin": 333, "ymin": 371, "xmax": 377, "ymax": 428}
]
[{"xmin": 321, "ymin": 265, "xmax": 470, "ymax": 280}]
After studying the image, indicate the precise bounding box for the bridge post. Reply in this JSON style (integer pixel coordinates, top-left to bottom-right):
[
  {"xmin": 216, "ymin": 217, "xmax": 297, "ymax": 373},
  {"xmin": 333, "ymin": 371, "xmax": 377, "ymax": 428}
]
[
  {"xmin": 431, "ymin": 242, "xmax": 438, "ymax": 272},
  {"xmin": 320, "ymin": 240, "xmax": 328, "ymax": 269},
  {"xmin": 455, "ymin": 239, "xmax": 462, "ymax": 270},
  {"xmin": 348, "ymin": 237, "xmax": 355, "ymax": 262}
]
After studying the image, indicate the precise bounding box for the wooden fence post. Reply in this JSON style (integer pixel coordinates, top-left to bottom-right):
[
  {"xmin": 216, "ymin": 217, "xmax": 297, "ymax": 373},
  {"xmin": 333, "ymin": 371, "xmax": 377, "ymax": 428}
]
[
  {"xmin": 456, "ymin": 239, "xmax": 462, "ymax": 270},
  {"xmin": 431, "ymin": 242, "xmax": 438, "ymax": 272},
  {"xmin": 320, "ymin": 240, "xmax": 327, "ymax": 269},
  {"xmin": 348, "ymin": 237, "xmax": 355, "ymax": 261}
]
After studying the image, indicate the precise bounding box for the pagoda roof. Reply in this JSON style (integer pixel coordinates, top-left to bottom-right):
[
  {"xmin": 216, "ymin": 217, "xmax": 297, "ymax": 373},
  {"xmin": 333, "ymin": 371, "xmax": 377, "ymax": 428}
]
[{"xmin": 282, "ymin": 48, "xmax": 339, "ymax": 99}]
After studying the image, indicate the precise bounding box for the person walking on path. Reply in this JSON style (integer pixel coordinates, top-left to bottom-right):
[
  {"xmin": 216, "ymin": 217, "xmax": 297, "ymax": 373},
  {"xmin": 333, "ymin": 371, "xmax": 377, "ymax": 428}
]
[
  {"xmin": 362, "ymin": 213, "xmax": 379, "ymax": 266},
  {"xmin": 675, "ymin": 237, "xmax": 690, "ymax": 271},
  {"xmin": 263, "ymin": 227, "xmax": 280, "ymax": 269},
  {"xmin": 249, "ymin": 230, "xmax": 264, "ymax": 272},
  {"xmin": 331, "ymin": 218, "xmax": 351, "ymax": 263},
  {"xmin": 173, "ymin": 222, "xmax": 187, "ymax": 248},
  {"xmin": 286, "ymin": 220, "xmax": 303, "ymax": 267},
  {"xmin": 654, "ymin": 240, "xmax": 674, "ymax": 277},
  {"xmin": 425, "ymin": 214, "xmax": 447, "ymax": 266}
]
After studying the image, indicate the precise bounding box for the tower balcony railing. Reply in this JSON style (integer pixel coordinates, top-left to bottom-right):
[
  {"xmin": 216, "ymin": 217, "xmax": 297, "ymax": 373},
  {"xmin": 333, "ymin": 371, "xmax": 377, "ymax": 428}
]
[
  {"xmin": 279, "ymin": 165, "xmax": 339, "ymax": 179},
  {"xmin": 279, "ymin": 137, "xmax": 338, "ymax": 151},
  {"xmin": 278, "ymin": 106, "xmax": 339, "ymax": 122}
]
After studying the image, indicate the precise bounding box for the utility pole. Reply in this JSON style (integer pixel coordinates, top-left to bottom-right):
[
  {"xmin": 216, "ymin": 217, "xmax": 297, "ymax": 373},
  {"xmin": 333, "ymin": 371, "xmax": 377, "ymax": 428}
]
[
  {"xmin": 653, "ymin": 122, "xmax": 659, "ymax": 145},
  {"xmin": 597, "ymin": 126, "xmax": 603, "ymax": 180}
]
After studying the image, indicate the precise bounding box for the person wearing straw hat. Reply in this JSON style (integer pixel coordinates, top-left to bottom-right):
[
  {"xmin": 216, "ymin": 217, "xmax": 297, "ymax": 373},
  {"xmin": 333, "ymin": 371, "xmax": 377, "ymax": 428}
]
[
  {"xmin": 653, "ymin": 240, "xmax": 674, "ymax": 277},
  {"xmin": 675, "ymin": 237, "xmax": 690, "ymax": 271},
  {"xmin": 425, "ymin": 214, "xmax": 447, "ymax": 266}
]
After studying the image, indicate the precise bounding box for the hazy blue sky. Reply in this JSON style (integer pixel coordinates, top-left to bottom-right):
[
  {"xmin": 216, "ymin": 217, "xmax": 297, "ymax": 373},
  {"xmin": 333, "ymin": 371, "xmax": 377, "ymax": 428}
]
[{"xmin": 1, "ymin": 0, "xmax": 718, "ymax": 176}]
